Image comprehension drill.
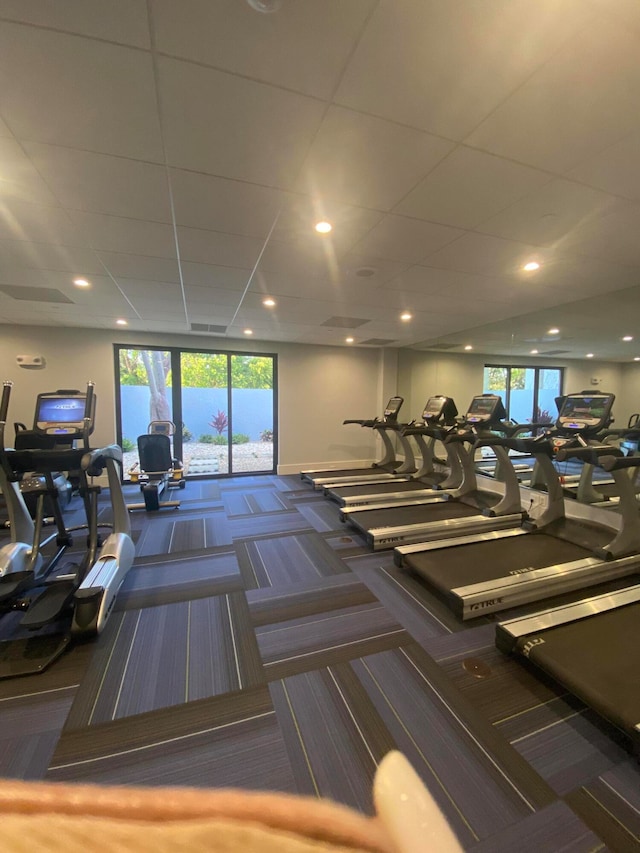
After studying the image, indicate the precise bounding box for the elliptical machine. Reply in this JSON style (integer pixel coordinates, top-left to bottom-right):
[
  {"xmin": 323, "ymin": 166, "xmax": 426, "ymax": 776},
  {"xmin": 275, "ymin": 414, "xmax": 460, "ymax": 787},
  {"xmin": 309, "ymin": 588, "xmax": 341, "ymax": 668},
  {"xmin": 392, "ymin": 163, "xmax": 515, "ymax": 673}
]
[{"xmin": 0, "ymin": 381, "xmax": 135, "ymax": 677}]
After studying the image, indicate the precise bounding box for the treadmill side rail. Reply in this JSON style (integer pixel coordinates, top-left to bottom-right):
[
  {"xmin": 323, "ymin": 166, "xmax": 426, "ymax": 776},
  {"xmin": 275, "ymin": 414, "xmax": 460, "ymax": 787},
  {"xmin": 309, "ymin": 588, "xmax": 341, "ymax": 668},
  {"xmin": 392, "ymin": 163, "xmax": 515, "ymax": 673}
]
[{"xmin": 495, "ymin": 582, "xmax": 640, "ymax": 652}]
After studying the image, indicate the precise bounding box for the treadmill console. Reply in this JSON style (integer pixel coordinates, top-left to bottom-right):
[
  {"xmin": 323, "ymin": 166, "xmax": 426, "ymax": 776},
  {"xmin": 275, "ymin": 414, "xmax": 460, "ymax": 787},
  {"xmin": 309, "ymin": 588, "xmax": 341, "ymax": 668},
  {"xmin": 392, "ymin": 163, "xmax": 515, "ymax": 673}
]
[
  {"xmin": 422, "ymin": 395, "xmax": 458, "ymax": 424},
  {"xmin": 556, "ymin": 393, "xmax": 614, "ymax": 434},
  {"xmin": 464, "ymin": 394, "xmax": 506, "ymax": 426},
  {"xmin": 383, "ymin": 396, "xmax": 404, "ymax": 422}
]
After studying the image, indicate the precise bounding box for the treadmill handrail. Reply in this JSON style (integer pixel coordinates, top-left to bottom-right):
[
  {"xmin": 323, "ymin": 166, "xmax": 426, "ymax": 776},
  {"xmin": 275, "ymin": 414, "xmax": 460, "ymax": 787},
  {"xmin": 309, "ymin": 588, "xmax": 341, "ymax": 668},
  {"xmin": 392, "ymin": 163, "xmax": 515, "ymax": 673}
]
[
  {"xmin": 555, "ymin": 444, "xmax": 624, "ymax": 464},
  {"xmin": 600, "ymin": 454, "xmax": 640, "ymax": 472},
  {"xmin": 473, "ymin": 434, "xmax": 553, "ymax": 455}
]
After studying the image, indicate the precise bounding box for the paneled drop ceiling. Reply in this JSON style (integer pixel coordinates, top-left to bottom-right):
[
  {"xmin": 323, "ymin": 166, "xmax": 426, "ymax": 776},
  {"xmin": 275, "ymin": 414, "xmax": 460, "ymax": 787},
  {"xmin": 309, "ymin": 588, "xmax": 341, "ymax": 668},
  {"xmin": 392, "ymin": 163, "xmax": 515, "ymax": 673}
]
[{"xmin": 0, "ymin": 0, "xmax": 640, "ymax": 361}]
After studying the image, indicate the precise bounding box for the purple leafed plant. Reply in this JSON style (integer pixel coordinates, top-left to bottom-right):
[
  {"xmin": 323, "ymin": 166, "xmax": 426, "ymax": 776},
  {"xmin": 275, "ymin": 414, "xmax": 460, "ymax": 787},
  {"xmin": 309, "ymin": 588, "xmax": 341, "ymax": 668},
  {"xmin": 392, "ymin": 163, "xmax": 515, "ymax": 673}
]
[{"xmin": 209, "ymin": 410, "xmax": 228, "ymax": 435}]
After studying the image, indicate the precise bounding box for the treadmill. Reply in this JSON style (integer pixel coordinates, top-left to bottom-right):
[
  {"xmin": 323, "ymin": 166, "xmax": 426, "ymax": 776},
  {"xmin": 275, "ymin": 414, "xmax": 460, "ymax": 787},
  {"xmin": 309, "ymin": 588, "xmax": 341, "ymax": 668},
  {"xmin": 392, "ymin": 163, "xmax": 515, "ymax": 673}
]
[
  {"xmin": 496, "ymin": 453, "xmax": 640, "ymax": 754},
  {"xmin": 301, "ymin": 396, "xmax": 414, "ymax": 488},
  {"xmin": 324, "ymin": 396, "xmax": 460, "ymax": 508},
  {"xmin": 396, "ymin": 391, "xmax": 640, "ymax": 620},
  {"xmin": 341, "ymin": 394, "xmax": 526, "ymax": 550}
]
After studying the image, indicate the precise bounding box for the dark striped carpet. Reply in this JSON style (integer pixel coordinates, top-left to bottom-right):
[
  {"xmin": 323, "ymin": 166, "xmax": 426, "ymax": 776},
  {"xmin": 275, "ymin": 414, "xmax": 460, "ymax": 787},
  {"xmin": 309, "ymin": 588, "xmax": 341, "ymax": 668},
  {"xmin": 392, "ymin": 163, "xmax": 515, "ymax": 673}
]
[{"xmin": 0, "ymin": 474, "xmax": 638, "ymax": 851}]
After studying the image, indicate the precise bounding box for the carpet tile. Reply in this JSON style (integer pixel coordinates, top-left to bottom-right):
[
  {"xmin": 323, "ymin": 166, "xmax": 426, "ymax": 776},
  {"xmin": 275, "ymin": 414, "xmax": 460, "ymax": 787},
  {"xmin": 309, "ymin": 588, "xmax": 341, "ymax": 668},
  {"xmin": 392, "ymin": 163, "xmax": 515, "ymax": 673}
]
[{"xmin": 0, "ymin": 472, "xmax": 639, "ymax": 851}]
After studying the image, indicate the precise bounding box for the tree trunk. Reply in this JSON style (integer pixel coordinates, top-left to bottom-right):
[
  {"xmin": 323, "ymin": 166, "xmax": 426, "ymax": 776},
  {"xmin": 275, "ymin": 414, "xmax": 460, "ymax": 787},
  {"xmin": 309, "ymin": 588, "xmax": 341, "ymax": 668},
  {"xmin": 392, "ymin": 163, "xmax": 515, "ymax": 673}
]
[{"xmin": 141, "ymin": 350, "xmax": 171, "ymax": 423}]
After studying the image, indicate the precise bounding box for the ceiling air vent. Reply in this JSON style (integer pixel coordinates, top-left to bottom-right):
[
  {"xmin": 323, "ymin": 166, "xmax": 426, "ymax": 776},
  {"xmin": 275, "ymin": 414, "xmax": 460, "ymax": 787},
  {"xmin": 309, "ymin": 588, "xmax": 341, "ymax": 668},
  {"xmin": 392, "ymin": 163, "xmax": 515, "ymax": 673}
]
[
  {"xmin": 360, "ymin": 338, "xmax": 396, "ymax": 346},
  {"xmin": 0, "ymin": 286, "xmax": 73, "ymax": 303},
  {"xmin": 190, "ymin": 323, "xmax": 227, "ymax": 334},
  {"xmin": 321, "ymin": 316, "xmax": 370, "ymax": 328}
]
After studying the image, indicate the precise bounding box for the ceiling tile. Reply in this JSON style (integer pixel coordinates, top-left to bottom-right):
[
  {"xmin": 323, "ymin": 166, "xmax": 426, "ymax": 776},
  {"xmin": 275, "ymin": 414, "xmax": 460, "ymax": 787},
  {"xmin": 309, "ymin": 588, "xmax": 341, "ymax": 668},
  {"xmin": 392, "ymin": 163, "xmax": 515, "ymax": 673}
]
[
  {"xmin": 176, "ymin": 227, "xmax": 263, "ymax": 268},
  {"xmin": 476, "ymin": 178, "xmax": 618, "ymax": 247},
  {"xmin": 181, "ymin": 262, "xmax": 250, "ymax": 291},
  {"xmin": 24, "ymin": 142, "xmax": 172, "ymax": 221},
  {"xmin": 151, "ymin": 0, "xmax": 374, "ymax": 100},
  {"xmin": 0, "ymin": 116, "xmax": 11, "ymax": 136},
  {"xmin": 131, "ymin": 302, "xmax": 188, "ymax": 322},
  {"xmin": 0, "ymin": 1, "xmax": 150, "ymax": 47},
  {"xmin": 350, "ymin": 214, "xmax": 463, "ymax": 264},
  {"xmin": 558, "ymin": 200, "xmax": 640, "ymax": 267},
  {"xmin": 169, "ymin": 169, "xmax": 288, "ymax": 237},
  {"xmin": 0, "ymin": 23, "xmax": 163, "ymax": 160},
  {"xmin": 184, "ymin": 285, "xmax": 240, "ymax": 308},
  {"xmin": 424, "ymin": 232, "xmax": 540, "ymax": 276},
  {"xmin": 117, "ymin": 279, "xmax": 184, "ymax": 301},
  {"xmin": 0, "ymin": 200, "xmax": 86, "ymax": 246},
  {"xmin": 272, "ymin": 197, "xmax": 381, "ymax": 254},
  {"xmin": 0, "ymin": 239, "xmax": 103, "ymax": 274},
  {"xmin": 297, "ymin": 106, "xmax": 454, "ymax": 210},
  {"xmin": 0, "ymin": 138, "xmax": 59, "ymax": 205},
  {"xmin": 395, "ymin": 146, "xmax": 551, "ymax": 228},
  {"xmin": 69, "ymin": 211, "xmax": 176, "ymax": 257},
  {"xmin": 466, "ymin": 17, "xmax": 640, "ymax": 173},
  {"xmin": 97, "ymin": 252, "xmax": 180, "ymax": 283},
  {"xmin": 335, "ymin": 0, "xmax": 587, "ymax": 140},
  {"xmin": 158, "ymin": 57, "xmax": 324, "ymax": 187},
  {"xmin": 337, "ymin": 253, "xmax": 410, "ymax": 286},
  {"xmin": 569, "ymin": 132, "xmax": 640, "ymax": 201}
]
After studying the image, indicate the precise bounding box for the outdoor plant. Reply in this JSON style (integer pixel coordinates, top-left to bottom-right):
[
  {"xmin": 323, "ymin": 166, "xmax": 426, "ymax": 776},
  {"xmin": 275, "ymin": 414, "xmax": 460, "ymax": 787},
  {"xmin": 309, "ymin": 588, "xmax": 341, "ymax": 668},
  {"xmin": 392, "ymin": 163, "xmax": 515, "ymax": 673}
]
[
  {"xmin": 232, "ymin": 433, "xmax": 250, "ymax": 444},
  {"xmin": 182, "ymin": 423, "xmax": 193, "ymax": 441},
  {"xmin": 260, "ymin": 429, "xmax": 273, "ymax": 443},
  {"xmin": 211, "ymin": 435, "xmax": 228, "ymax": 445},
  {"xmin": 121, "ymin": 437, "xmax": 135, "ymax": 452},
  {"xmin": 209, "ymin": 410, "xmax": 228, "ymax": 435}
]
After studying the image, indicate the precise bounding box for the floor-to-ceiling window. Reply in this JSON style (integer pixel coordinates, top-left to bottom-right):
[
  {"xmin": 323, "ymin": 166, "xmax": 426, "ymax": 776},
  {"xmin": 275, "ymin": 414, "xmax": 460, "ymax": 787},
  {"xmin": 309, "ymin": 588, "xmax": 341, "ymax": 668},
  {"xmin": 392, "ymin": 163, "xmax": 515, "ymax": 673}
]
[
  {"xmin": 115, "ymin": 346, "xmax": 277, "ymax": 478},
  {"xmin": 483, "ymin": 364, "xmax": 563, "ymax": 425}
]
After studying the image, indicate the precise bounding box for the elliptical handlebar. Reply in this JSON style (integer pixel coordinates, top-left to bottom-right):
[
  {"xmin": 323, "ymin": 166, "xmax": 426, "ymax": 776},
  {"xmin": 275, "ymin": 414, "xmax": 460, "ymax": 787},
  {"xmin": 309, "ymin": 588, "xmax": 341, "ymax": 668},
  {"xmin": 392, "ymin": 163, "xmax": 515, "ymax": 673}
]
[
  {"xmin": 555, "ymin": 444, "xmax": 624, "ymax": 464},
  {"xmin": 600, "ymin": 454, "xmax": 640, "ymax": 472}
]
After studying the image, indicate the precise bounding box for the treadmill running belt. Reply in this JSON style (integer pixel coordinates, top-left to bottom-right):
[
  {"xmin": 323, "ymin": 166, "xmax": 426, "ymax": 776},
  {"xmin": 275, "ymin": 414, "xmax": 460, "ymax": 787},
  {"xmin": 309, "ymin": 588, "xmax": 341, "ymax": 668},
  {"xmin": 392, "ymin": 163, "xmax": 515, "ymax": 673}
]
[
  {"xmin": 405, "ymin": 533, "xmax": 596, "ymax": 593},
  {"xmin": 331, "ymin": 477, "xmax": 443, "ymax": 499},
  {"xmin": 348, "ymin": 498, "xmax": 496, "ymax": 530},
  {"xmin": 522, "ymin": 602, "xmax": 640, "ymax": 734}
]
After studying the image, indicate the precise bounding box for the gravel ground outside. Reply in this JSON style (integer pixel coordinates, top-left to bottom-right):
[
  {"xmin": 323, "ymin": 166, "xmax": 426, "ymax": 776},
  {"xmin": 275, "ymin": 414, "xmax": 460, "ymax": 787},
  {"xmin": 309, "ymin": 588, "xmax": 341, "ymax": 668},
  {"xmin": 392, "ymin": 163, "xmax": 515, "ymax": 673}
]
[{"xmin": 122, "ymin": 441, "xmax": 274, "ymax": 477}]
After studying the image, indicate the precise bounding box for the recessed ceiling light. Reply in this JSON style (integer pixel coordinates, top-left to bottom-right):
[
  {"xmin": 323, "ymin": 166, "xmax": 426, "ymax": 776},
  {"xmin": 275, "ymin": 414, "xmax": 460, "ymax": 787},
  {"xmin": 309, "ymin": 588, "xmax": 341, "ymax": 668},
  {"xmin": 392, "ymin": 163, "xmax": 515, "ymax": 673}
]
[
  {"xmin": 400, "ymin": 312, "xmax": 412, "ymax": 321},
  {"xmin": 315, "ymin": 221, "xmax": 332, "ymax": 234},
  {"xmin": 530, "ymin": 349, "xmax": 539, "ymax": 355},
  {"xmin": 345, "ymin": 337, "xmax": 354, "ymax": 344},
  {"xmin": 523, "ymin": 261, "xmax": 540, "ymax": 272},
  {"xmin": 464, "ymin": 345, "xmax": 473, "ymax": 351},
  {"xmin": 244, "ymin": 328, "xmax": 253, "ymax": 335},
  {"xmin": 116, "ymin": 319, "xmax": 128, "ymax": 326},
  {"xmin": 623, "ymin": 335, "xmax": 633, "ymax": 342},
  {"xmin": 586, "ymin": 353, "xmax": 594, "ymax": 358},
  {"xmin": 547, "ymin": 327, "xmax": 560, "ymax": 335},
  {"xmin": 73, "ymin": 277, "xmax": 90, "ymax": 287},
  {"xmin": 635, "ymin": 357, "xmax": 640, "ymax": 362},
  {"xmin": 263, "ymin": 297, "xmax": 276, "ymax": 307}
]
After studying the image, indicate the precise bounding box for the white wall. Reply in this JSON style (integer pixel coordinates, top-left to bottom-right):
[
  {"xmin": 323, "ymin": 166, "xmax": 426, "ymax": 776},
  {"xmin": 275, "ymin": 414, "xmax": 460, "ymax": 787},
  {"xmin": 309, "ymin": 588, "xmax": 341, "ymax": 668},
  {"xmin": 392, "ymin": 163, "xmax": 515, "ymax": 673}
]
[
  {"xmin": 0, "ymin": 324, "xmax": 384, "ymax": 474},
  {"xmin": 617, "ymin": 362, "xmax": 640, "ymax": 427}
]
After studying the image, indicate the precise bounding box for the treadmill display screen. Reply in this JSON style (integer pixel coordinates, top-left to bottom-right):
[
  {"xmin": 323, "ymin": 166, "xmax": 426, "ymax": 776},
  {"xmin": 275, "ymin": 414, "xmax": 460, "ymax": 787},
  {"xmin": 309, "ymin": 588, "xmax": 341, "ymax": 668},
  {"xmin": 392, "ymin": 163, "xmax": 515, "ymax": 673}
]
[
  {"xmin": 384, "ymin": 397, "xmax": 403, "ymax": 420},
  {"xmin": 558, "ymin": 395, "xmax": 613, "ymax": 429},
  {"xmin": 35, "ymin": 395, "xmax": 88, "ymax": 432},
  {"xmin": 466, "ymin": 396, "xmax": 498, "ymax": 422},
  {"xmin": 423, "ymin": 397, "xmax": 444, "ymax": 417}
]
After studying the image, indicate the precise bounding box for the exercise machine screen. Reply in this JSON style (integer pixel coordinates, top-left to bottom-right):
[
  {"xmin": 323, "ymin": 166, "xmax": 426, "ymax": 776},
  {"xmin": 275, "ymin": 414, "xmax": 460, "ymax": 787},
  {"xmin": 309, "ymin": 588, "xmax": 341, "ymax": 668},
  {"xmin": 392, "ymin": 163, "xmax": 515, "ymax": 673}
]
[
  {"xmin": 558, "ymin": 393, "xmax": 614, "ymax": 431},
  {"xmin": 35, "ymin": 393, "xmax": 93, "ymax": 434},
  {"xmin": 465, "ymin": 395, "xmax": 505, "ymax": 424}
]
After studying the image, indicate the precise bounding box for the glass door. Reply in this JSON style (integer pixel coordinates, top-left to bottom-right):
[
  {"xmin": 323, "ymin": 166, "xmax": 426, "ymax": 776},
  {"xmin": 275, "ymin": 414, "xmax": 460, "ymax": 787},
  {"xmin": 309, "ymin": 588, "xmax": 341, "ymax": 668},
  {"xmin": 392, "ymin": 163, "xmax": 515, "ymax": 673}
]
[
  {"xmin": 179, "ymin": 351, "xmax": 230, "ymax": 476},
  {"xmin": 230, "ymin": 354, "xmax": 275, "ymax": 474},
  {"xmin": 117, "ymin": 348, "xmax": 173, "ymax": 477}
]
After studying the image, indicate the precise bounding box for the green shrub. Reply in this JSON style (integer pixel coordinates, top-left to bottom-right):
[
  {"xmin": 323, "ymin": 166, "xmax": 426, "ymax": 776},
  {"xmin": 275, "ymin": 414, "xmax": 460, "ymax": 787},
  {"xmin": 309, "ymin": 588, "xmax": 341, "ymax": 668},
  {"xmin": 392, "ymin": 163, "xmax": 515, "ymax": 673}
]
[
  {"xmin": 121, "ymin": 437, "xmax": 135, "ymax": 452},
  {"xmin": 232, "ymin": 433, "xmax": 250, "ymax": 445},
  {"xmin": 200, "ymin": 434, "xmax": 228, "ymax": 445},
  {"xmin": 260, "ymin": 429, "xmax": 273, "ymax": 443},
  {"xmin": 182, "ymin": 424, "xmax": 193, "ymax": 441}
]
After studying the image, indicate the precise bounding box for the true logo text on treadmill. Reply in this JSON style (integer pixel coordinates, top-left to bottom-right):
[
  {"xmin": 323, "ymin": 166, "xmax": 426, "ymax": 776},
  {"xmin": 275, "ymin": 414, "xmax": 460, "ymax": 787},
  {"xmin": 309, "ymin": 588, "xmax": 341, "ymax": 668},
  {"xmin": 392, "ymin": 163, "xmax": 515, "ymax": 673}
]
[{"xmin": 470, "ymin": 598, "xmax": 503, "ymax": 610}]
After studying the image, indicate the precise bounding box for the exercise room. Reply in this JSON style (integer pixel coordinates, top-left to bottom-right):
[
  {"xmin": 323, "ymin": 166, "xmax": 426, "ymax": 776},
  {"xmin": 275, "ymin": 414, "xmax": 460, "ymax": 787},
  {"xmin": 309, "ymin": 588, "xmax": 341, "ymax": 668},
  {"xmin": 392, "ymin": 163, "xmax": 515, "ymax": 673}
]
[{"xmin": 0, "ymin": 2, "xmax": 639, "ymax": 851}]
